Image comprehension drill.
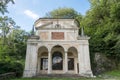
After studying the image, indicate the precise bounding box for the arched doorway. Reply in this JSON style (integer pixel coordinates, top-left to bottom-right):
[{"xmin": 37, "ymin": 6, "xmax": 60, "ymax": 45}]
[
  {"xmin": 68, "ymin": 52, "xmax": 74, "ymax": 70},
  {"xmin": 37, "ymin": 46, "xmax": 48, "ymax": 74},
  {"xmin": 68, "ymin": 47, "xmax": 78, "ymax": 74},
  {"xmin": 51, "ymin": 45, "xmax": 65, "ymax": 73}
]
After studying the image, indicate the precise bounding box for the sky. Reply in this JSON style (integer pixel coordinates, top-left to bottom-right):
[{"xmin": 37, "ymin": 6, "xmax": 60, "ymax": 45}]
[{"xmin": 3, "ymin": 0, "xmax": 90, "ymax": 31}]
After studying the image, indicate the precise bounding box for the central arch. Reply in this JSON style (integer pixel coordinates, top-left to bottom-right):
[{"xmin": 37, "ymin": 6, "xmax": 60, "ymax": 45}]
[{"xmin": 51, "ymin": 45, "xmax": 65, "ymax": 73}]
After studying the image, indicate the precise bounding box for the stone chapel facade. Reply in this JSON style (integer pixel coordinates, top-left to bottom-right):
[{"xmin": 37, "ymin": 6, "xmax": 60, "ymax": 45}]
[{"xmin": 23, "ymin": 18, "xmax": 93, "ymax": 77}]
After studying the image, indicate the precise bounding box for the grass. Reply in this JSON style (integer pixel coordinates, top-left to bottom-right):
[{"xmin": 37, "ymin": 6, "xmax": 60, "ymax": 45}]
[
  {"xmin": 104, "ymin": 70, "xmax": 120, "ymax": 77},
  {"xmin": 11, "ymin": 78, "xmax": 104, "ymax": 80},
  {"xmin": 11, "ymin": 70, "xmax": 120, "ymax": 80},
  {"xmin": 98, "ymin": 70, "xmax": 120, "ymax": 79}
]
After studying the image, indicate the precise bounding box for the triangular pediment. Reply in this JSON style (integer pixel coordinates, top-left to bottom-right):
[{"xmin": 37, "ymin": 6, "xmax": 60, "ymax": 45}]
[
  {"xmin": 36, "ymin": 22, "xmax": 53, "ymax": 29},
  {"xmin": 35, "ymin": 19, "xmax": 79, "ymax": 30}
]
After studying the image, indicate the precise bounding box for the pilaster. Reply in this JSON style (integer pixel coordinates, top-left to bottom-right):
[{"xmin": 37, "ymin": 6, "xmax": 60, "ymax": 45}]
[{"xmin": 23, "ymin": 42, "xmax": 38, "ymax": 77}]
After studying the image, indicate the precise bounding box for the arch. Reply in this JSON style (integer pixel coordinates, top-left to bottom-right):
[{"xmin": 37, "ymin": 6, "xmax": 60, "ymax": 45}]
[
  {"xmin": 51, "ymin": 45, "xmax": 65, "ymax": 54},
  {"xmin": 51, "ymin": 45, "xmax": 64, "ymax": 71},
  {"xmin": 38, "ymin": 46, "xmax": 48, "ymax": 55},
  {"xmin": 67, "ymin": 46, "xmax": 78, "ymax": 73},
  {"xmin": 67, "ymin": 46, "xmax": 78, "ymax": 57},
  {"xmin": 37, "ymin": 46, "xmax": 49, "ymax": 73}
]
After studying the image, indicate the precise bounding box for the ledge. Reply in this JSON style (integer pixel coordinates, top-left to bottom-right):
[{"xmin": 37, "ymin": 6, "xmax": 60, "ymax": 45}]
[
  {"xmin": 77, "ymin": 35, "xmax": 90, "ymax": 40},
  {"xmin": 28, "ymin": 35, "xmax": 40, "ymax": 40}
]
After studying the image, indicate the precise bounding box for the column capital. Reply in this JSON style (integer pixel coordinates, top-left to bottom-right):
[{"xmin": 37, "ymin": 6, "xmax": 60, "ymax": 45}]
[
  {"xmin": 48, "ymin": 50, "xmax": 51, "ymax": 53},
  {"xmin": 46, "ymin": 45, "xmax": 51, "ymax": 52},
  {"xmin": 48, "ymin": 48, "xmax": 51, "ymax": 53},
  {"xmin": 78, "ymin": 50, "xmax": 81, "ymax": 53},
  {"xmin": 65, "ymin": 51, "xmax": 68, "ymax": 53}
]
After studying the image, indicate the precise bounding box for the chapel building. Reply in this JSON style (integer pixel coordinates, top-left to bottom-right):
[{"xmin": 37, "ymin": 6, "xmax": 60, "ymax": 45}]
[{"xmin": 23, "ymin": 18, "xmax": 93, "ymax": 77}]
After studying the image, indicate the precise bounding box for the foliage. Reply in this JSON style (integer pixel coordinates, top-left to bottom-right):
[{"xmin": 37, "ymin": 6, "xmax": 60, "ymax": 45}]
[
  {"xmin": 0, "ymin": 30, "xmax": 28, "ymax": 77},
  {"xmin": 0, "ymin": 0, "xmax": 28, "ymax": 77},
  {"xmin": 82, "ymin": 0, "xmax": 120, "ymax": 69},
  {"xmin": 0, "ymin": 0, "xmax": 14, "ymax": 14},
  {"xmin": 0, "ymin": 16, "xmax": 20, "ymax": 45},
  {"xmin": 0, "ymin": 59, "xmax": 24, "ymax": 77},
  {"xmin": 0, "ymin": 16, "xmax": 29, "ymax": 77},
  {"xmin": 45, "ymin": 7, "xmax": 82, "ymax": 21}
]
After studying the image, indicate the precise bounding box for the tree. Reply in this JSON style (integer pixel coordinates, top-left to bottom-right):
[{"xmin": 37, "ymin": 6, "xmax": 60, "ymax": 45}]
[
  {"xmin": 82, "ymin": 0, "xmax": 120, "ymax": 69},
  {"xmin": 45, "ymin": 7, "xmax": 82, "ymax": 20},
  {"xmin": 0, "ymin": 0, "xmax": 14, "ymax": 14},
  {"xmin": 8, "ymin": 29, "xmax": 29, "ymax": 59},
  {"xmin": 0, "ymin": 16, "xmax": 19, "ymax": 45},
  {"xmin": 0, "ymin": 28, "xmax": 29, "ymax": 76},
  {"xmin": 0, "ymin": 0, "xmax": 28, "ymax": 77}
]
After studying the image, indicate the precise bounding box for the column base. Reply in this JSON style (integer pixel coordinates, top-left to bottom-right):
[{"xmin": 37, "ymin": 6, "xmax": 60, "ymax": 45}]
[
  {"xmin": 23, "ymin": 70, "xmax": 36, "ymax": 77},
  {"xmin": 79, "ymin": 70, "xmax": 93, "ymax": 77}
]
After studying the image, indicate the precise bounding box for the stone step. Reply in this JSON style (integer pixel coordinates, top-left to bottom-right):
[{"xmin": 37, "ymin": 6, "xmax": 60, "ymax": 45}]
[{"xmin": 33, "ymin": 74, "xmax": 83, "ymax": 78}]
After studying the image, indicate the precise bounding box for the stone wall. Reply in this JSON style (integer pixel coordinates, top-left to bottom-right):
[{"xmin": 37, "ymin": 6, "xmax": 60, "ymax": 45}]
[{"xmin": 93, "ymin": 53, "xmax": 116, "ymax": 75}]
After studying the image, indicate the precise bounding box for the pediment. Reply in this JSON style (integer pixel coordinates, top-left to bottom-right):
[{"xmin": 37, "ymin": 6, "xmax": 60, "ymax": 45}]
[
  {"xmin": 35, "ymin": 22, "xmax": 53, "ymax": 29},
  {"xmin": 35, "ymin": 20, "xmax": 78, "ymax": 30}
]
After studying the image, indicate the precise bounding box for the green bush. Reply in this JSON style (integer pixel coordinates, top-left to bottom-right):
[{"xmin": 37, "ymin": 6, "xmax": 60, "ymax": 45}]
[{"xmin": 0, "ymin": 59, "xmax": 24, "ymax": 77}]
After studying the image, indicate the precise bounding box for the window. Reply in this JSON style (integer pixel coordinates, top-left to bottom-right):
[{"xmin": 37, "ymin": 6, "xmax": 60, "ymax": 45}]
[{"xmin": 41, "ymin": 58, "xmax": 48, "ymax": 70}]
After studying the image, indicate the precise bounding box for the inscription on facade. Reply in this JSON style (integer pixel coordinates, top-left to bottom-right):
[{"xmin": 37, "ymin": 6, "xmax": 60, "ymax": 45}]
[{"xmin": 52, "ymin": 32, "xmax": 64, "ymax": 40}]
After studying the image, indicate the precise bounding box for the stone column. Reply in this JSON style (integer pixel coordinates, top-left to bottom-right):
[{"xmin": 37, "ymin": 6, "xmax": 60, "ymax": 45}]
[
  {"xmin": 64, "ymin": 51, "xmax": 68, "ymax": 73},
  {"xmin": 48, "ymin": 51, "xmax": 52, "ymax": 74},
  {"xmin": 75, "ymin": 57, "xmax": 78, "ymax": 74}
]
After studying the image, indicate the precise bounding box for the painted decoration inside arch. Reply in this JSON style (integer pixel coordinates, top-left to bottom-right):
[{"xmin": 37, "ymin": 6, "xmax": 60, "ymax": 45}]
[{"xmin": 52, "ymin": 52, "xmax": 63, "ymax": 70}]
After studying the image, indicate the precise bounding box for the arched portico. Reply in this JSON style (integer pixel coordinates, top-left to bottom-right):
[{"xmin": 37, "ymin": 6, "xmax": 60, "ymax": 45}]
[
  {"xmin": 67, "ymin": 47, "xmax": 78, "ymax": 74},
  {"xmin": 37, "ymin": 46, "xmax": 48, "ymax": 74},
  {"xmin": 51, "ymin": 45, "xmax": 65, "ymax": 74},
  {"xmin": 37, "ymin": 45, "xmax": 79, "ymax": 74}
]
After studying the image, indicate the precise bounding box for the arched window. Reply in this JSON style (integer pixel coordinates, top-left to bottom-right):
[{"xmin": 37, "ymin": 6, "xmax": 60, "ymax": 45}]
[{"xmin": 52, "ymin": 52, "xmax": 63, "ymax": 70}]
